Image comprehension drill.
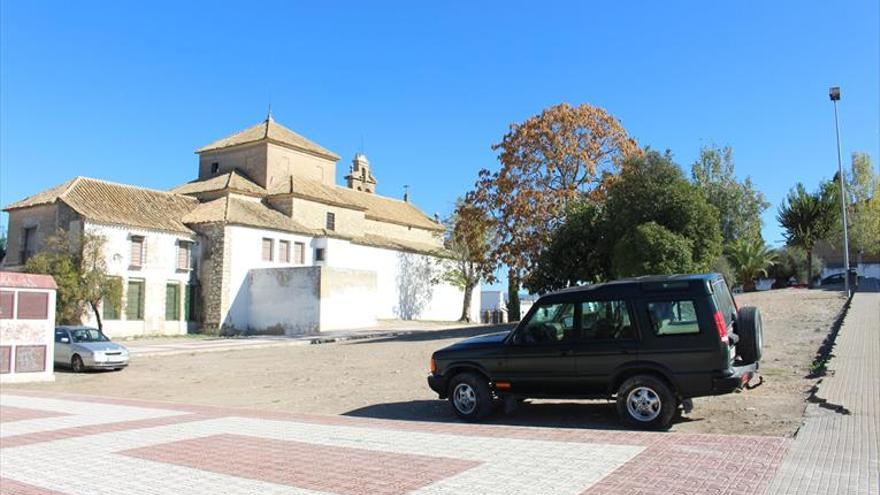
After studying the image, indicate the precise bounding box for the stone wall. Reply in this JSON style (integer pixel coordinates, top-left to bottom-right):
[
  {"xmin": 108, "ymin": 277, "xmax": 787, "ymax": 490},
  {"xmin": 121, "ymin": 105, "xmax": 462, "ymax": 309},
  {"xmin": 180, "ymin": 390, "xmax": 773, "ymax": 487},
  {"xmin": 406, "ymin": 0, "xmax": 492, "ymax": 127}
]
[
  {"xmin": 3, "ymin": 202, "xmax": 80, "ymax": 267},
  {"xmin": 193, "ymin": 223, "xmax": 229, "ymax": 335},
  {"xmin": 198, "ymin": 142, "xmax": 269, "ymax": 186},
  {"xmin": 266, "ymin": 142, "xmax": 337, "ymax": 188}
]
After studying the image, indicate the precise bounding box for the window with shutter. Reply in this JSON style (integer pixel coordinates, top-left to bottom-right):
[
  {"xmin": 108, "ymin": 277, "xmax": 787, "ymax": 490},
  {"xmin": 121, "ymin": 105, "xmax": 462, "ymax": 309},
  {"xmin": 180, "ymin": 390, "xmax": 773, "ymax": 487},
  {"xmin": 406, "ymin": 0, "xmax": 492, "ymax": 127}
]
[
  {"xmin": 0, "ymin": 291, "xmax": 14, "ymax": 319},
  {"xmin": 126, "ymin": 280, "xmax": 145, "ymax": 320},
  {"xmin": 102, "ymin": 277, "xmax": 122, "ymax": 320},
  {"xmin": 261, "ymin": 238, "xmax": 274, "ymax": 261},
  {"xmin": 165, "ymin": 283, "xmax": 180, "ymax": 320},
  {"xmin": 177, "ymin": 241, "xmax": 191, "ymax": 270},
  {"xmin": 326, "ymin": 212, "xmax": 336, "ymax": 231},
  {"xmin": 294, "ymin": 242, "xmax": 305, "ymax": 264},
  {"xmin": 279, "ymin": 240, "xmax": 291, "ymax": 263},
  {"xmin": 130, "ymin": 236, "xmax": 144, "ymax": 268}
]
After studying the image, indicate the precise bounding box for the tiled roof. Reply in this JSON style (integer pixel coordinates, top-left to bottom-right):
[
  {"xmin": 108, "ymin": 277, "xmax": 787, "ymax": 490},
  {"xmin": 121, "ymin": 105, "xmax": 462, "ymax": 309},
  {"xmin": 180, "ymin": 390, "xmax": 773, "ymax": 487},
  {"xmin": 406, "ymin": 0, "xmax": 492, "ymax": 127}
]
[
  {"xmin": 196, "ymin": 116, "xmax": 340, "ymax": 160},
  {"xmin": 182, "ymin": 195, "xmax": 319, "ymax": 236},
  {"xmin": 3, "ymin": 177, "xmax": 199, "ymax": 234},
  {"xmin": 270, "ymin": 176, "xmax": 444, "ymax": 232},
  {"xmin": 353, "ymin": 234, "xmax": 451, "ymax": 258},
  {"xmin": 171, "ymin": 170, "xmax": 267, "ymax": 197}
]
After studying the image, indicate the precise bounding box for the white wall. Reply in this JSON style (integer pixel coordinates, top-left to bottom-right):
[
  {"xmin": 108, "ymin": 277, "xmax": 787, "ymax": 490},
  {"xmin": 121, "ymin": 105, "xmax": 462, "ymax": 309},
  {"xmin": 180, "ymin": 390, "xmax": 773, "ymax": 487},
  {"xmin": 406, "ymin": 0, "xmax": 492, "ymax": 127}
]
[
  {"xmin": 81, "ymin": 222, "xmax": 196, "ymax": 339},
  {"xmin": 322, "ymin": 238, "xmax": 480, "ymax": 322},
  {"xmin": 224, "ymin": 225, "xmax": 316, "ymax": 330},
  {"xmin": 248, "ymin": 267, "xmax": 321, "ymax": 335},
  {"xmin": 220, "ymin": 224, "xmax": 478, "ymax": 332}
]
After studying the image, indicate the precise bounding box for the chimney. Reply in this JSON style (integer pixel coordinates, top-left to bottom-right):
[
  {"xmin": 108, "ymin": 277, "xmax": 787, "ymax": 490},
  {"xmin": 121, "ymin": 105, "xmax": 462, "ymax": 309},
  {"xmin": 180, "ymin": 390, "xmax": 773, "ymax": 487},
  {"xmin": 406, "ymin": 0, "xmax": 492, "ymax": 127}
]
[{"xmin": 403, "ymin": 184, "xmax": 409, "ymax": 203}]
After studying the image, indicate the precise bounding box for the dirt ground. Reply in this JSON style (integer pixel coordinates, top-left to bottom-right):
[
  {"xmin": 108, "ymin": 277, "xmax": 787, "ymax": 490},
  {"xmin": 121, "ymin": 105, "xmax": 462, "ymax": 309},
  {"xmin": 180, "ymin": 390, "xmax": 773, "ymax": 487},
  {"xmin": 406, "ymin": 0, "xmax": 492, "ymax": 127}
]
[{"xmin": 9, "ymin": 288, "xmax": 846, "ymax": 437}]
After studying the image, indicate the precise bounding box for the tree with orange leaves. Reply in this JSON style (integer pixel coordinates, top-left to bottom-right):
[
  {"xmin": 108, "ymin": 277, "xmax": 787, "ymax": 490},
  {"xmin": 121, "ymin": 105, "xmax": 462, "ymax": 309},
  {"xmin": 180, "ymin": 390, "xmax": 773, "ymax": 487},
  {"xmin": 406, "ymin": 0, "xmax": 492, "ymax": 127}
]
[{"xmin": 471, "ymin": 103, "xmax": 639, "ymax": 320}]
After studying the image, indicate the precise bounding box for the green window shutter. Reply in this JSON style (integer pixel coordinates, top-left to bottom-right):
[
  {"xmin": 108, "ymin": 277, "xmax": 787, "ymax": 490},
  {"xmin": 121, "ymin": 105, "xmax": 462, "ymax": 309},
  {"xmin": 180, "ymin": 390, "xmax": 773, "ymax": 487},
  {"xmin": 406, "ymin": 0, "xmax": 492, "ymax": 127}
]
[
  {"xmin": 102, "ymin": 293, "xmax": 120, "ymax": 320},
  {"xmin": 184, "ymin": 284, "xmax": 191, "ymax": 322},
  {"xmin": 165, "ymin": 283, "xmax": 180, "ymax": 321},
  {"xmin": 126, "ymin": 281, "xmax": 144, "ymax": 320}
]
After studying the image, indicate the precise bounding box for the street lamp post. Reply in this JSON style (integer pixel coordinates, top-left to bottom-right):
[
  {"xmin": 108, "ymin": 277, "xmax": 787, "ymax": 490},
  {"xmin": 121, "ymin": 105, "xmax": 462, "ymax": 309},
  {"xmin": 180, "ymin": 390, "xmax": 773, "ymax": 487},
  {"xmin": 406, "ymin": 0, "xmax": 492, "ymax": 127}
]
[{"xmin": 829, "ymin": 86, "xmax": 850, "ymax": 295}]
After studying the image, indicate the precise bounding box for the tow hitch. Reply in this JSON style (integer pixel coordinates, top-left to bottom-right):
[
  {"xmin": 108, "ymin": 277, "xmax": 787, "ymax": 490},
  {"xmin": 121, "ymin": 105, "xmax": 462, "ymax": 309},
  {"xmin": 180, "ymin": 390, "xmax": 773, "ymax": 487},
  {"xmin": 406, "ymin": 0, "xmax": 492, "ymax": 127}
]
[{"xmin": 745, "ymin": 373, "xmax": 763, "ymax": 390}]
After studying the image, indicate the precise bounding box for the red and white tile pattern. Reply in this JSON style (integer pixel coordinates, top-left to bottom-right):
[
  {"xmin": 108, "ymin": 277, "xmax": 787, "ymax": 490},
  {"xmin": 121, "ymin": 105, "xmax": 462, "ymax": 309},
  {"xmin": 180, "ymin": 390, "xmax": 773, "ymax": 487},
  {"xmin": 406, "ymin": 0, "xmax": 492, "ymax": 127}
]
[{"xmin": 0, "ymin": 392, "xmax": 788, "ymax": 495}]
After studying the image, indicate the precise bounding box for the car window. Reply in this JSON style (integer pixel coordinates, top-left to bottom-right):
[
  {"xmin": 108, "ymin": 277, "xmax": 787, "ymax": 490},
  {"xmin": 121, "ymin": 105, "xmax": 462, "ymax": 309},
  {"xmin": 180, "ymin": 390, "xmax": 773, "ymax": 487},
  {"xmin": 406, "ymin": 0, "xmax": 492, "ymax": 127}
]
[
  {"xmin": 70, "ymin": 328, "xmax": 109, "ymax": 343},
  {"xmin": 712, "ymin": 280, "xmax": 737, "ymax": 325},
  {"xmin": 580, "ymin": 300, "xmax": 635, "ymax": 341},
  {"xmin": 55, "ymin": 330, "xmax": 68, "ymax": 343},
  {"xmin": 516, "ymin": 302, "xmax": 576, "ymax": 345},
  {"xmin": 648, "ymin": 300, "xmax": 700, "ymax": 336}
]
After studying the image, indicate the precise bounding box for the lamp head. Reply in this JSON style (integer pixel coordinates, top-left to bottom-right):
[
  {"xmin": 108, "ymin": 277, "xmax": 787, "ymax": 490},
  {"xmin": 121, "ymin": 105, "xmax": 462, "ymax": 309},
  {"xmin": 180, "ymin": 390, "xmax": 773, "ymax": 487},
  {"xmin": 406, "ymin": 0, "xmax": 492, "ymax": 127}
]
[{"xmin": 829, "ymin": 87, "xmax": 841, "ymax": 101}]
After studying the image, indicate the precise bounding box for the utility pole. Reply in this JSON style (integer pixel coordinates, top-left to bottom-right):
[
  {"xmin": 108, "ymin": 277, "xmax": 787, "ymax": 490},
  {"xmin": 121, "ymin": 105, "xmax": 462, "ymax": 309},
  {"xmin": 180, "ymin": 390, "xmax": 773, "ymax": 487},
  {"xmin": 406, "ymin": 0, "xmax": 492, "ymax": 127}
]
[{"xmin": 829, "ymin": 86, "xmax": 850, "ymax": 295}]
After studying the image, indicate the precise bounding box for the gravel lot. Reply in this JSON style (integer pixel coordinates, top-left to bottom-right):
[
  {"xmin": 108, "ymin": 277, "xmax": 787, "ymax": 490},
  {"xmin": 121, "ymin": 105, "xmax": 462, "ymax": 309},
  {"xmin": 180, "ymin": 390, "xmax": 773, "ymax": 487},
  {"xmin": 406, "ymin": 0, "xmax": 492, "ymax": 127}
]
[{"xmin": 10, "ymin": 288, "xmax": 847, "ymax": 436}]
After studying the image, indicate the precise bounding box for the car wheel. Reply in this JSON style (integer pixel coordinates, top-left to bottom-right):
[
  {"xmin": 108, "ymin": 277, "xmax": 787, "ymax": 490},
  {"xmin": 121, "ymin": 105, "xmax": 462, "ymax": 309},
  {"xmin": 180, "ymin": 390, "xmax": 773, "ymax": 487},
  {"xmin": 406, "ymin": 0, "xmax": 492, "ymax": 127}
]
[
  {"xmin": 616, "ymin": 375, "xmax": 676, "ymax": 429},
  {"xmin": 447, "ymin": 372, "xmax": 493, "ymax": 421},
  {"xmin": 71, "ymin": 355, "xmax": 85, "ymax": 373},
  {"xmin": 736, "ymin": 306, "xmax": 763, "ymax": 365}
]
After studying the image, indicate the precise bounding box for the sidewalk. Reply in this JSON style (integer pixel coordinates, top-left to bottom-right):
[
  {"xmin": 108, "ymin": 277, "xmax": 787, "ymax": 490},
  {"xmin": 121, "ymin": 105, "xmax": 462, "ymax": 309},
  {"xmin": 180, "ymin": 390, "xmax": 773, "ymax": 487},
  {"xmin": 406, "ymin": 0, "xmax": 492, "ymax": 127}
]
[
  {"xmin": 767, "ymin": 282, "xmax": 880, "ymax": 494},
  {"xmin": 1, "ymin": 390, "xmax": 787, "ymax": 495}
]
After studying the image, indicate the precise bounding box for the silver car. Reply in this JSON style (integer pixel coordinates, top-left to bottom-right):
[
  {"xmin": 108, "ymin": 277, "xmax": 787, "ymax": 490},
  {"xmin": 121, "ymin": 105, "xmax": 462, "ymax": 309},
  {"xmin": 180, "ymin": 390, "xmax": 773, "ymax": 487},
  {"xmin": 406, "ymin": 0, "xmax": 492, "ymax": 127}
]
[{"xmin": 54, "ymin": 326, "xmax": 130, "ymax": 372}]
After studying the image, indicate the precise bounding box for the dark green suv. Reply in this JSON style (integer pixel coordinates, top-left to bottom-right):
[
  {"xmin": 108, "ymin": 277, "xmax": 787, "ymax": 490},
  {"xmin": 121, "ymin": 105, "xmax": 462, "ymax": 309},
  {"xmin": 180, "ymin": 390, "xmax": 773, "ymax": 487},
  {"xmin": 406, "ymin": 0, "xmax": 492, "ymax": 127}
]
[{"xmin": 427, "ymin": 273, "xmax": 762, "ymax": 429}]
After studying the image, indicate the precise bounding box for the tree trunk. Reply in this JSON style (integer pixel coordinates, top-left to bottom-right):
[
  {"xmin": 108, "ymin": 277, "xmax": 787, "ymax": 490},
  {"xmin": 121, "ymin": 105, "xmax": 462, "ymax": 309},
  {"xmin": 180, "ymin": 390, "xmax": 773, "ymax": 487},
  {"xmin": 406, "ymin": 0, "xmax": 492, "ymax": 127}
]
[
  {"xmin": 459, "ymin": 283, "xmax": 474, "ymax": 322},
  {"xmin": 507, "ymin": 269, "xmax": 521, "ymax": 322},
  {"xmin": 806, "ymin": 248, "xmax": 813, "ymax": 287},
  {"xmin": 89, "ymin": 300, "xmax": 103, "ymax": 332}
]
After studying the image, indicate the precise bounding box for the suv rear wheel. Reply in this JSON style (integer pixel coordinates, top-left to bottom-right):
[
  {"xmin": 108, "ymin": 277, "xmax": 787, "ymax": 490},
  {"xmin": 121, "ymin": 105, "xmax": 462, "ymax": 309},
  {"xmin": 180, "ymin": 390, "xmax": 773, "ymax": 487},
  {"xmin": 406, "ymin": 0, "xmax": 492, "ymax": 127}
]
[
  {"xmin": 616, "ymin": 375, "xmax": 676, "ymax": 429},
  {"xmin": 447, "ymin": 372, "xmax": 493, "ymax": 421}
]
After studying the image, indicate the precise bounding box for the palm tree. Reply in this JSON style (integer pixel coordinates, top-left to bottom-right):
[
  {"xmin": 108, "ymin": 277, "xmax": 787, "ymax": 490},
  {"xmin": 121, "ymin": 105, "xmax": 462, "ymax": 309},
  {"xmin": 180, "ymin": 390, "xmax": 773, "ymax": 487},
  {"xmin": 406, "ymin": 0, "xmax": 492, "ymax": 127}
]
[
  {"xmin": 777, "ymin": 183, "xmax": 837, "ymax": 285},
  {"xmin": 726, "ymin": 238, "xmax": 777, "ymax": 291}
]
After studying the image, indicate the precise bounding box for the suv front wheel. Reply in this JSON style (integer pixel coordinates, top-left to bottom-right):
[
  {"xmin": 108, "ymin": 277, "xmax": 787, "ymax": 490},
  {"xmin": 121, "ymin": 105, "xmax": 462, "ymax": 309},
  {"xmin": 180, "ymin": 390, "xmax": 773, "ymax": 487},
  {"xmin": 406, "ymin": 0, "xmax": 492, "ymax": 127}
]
[
  {"xmin": 447, "ymin": 372, "xmax": 494, "ymax": 421},
  {"xmin": 616, "ymin": 375, "xmax": 676, "ymax": 429}
]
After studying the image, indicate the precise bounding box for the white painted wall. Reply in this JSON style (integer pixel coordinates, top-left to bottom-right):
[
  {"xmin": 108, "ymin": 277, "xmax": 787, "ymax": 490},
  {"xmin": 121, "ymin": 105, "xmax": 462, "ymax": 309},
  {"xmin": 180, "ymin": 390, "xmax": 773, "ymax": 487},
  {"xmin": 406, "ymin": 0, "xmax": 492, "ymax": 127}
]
[
  {"xmin": 248, "ymin": 267, "xmax": 321, "ymax": 335},
  {"xmin": 224, "ymin": 225, "xmax": 315, "ymax": 330},
  {"xmin": 81, "ymin": 222, "xmax": 196, "ymax": 339}
]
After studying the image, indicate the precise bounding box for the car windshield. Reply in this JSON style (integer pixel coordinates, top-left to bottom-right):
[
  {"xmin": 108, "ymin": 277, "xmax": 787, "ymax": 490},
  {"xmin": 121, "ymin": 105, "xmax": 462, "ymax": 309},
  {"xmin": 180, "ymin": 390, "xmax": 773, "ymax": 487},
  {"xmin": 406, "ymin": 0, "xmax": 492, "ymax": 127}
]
[{"xmin": 70, "ymin": 328, "xmax": 109, "ymax": 343}]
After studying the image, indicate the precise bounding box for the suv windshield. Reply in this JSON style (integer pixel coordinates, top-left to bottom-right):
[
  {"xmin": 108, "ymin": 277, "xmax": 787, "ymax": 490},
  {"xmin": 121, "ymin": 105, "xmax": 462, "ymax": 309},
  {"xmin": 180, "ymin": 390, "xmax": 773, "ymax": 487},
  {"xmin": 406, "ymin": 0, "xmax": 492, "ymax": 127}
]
[
  {"xmin": 515, "ymin": 302, "xmax": 575, "ymax": 344},
  {"xmin": 70, "ymin": 328, "xmax": 109, "ymax": 343}
]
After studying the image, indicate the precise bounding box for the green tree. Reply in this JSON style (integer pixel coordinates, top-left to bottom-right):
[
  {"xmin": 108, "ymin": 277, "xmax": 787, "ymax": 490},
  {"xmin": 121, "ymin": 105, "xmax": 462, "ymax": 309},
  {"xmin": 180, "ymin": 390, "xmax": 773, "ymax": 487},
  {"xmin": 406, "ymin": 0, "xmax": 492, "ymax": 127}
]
[
  {"xmin": 526, "ymin": 150, "xmax": 724, "ymax": 291},
  {"xmin": 691, "ymin": 145, "xmax": 769, "ymax": 244},
  {"xmin": 443, "ymin": 200, "xmax": 496, "ymax": 322},
  {"xmin": 768, "ymin": 246, "xmax": 823, "ymax": 287},
  {"xmin": 847, "ymin": 152, "xmax": 880, "ymax": 255},
  {"xmin": 777, "ymin": 183, "xmax": 837, "ymax": 284},
  {"xmin": 0, "ymin": 227, "xmax": 6, "ymax": 262},
  {"xmin": 24, "ymin": 229, "xmax": 120, "ymax": 330},
  {"xmin": 726, "ymin": 238, "xmax": 777, "ymax": 291},
  {"xmin": 524, "ymin": 201, "xmax": 607, "ymax": 293},
  {"xmin": 612, "ymin": 222, "xmax": 694, "ymax": 277},
  {"xmin": 605, "ymin": 150, "xmax": 723, "ymax": 274}
]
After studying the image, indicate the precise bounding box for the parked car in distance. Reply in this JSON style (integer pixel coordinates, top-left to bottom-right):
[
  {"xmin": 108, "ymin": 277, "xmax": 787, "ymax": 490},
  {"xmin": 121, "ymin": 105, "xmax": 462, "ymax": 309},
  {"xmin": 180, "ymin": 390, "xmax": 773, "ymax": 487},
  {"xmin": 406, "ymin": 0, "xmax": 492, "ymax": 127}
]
[
  {"xmin": 427, "ymin": 273, "xmax": 762, "ymax": 429},
  {"xmin": 54, "ymin": 326, "xmax": 129, "ymax": 372}
]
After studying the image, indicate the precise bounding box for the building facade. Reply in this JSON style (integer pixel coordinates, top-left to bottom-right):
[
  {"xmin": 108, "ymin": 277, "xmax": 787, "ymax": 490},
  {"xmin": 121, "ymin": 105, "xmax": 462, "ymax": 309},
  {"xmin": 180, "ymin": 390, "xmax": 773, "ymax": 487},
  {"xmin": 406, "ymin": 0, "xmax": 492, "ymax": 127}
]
[{"xmin": 2, "ymin": 115, "xmax": 479, "ymax": 337}]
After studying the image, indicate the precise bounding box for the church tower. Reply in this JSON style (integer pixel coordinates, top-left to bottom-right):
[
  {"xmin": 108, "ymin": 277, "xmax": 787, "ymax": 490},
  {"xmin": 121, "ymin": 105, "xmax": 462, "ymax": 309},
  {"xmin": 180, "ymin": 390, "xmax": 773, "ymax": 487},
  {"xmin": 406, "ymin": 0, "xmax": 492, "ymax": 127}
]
[{"xmin": 345, "ymin": 153, "xmax": 377, "ymax": 193}]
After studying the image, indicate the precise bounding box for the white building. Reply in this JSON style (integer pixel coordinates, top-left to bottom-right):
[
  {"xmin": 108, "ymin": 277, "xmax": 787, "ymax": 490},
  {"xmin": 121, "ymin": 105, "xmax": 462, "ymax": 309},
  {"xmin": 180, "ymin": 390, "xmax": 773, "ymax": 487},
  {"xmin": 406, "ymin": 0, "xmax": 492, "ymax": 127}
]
[{"xmin": 2, "ymin": 114, "xmax": 479, "ymax": 337}]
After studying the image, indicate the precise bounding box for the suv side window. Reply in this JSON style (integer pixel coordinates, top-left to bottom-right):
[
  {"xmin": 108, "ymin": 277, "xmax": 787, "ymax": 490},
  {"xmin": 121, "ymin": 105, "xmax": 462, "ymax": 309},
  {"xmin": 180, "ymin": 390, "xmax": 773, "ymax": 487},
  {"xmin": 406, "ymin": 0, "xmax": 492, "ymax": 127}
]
[
  {"xmin": 580, "ymin": 300, "xmax": 635, "ymax": 341},
  {"xmin": 515, "ymin": 302, "xmax": 576, "ymax": 345},
  {"xmin": 648, "ymin": 300, "xmax": 700, "ymax": 336},
  {"xmin": 55, "ymin": 329, "xmax": 68, "ymax": 343}
]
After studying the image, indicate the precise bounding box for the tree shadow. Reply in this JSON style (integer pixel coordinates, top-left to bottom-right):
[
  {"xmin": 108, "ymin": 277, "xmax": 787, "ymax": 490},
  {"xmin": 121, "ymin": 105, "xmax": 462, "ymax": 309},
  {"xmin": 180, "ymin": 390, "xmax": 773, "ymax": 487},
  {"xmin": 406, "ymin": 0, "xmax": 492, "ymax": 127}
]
[{"xmin": 343, "ymin": 399, "xmax": 701, "ymax": 431}]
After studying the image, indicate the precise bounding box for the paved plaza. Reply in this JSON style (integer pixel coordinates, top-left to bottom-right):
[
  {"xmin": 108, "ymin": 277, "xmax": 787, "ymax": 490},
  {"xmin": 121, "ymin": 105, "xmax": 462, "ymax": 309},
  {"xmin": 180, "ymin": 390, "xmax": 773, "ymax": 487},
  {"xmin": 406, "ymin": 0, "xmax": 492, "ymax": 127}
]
[{"xmin": 0, "ymin": 391, "xmax": 787, "ymax": 495}]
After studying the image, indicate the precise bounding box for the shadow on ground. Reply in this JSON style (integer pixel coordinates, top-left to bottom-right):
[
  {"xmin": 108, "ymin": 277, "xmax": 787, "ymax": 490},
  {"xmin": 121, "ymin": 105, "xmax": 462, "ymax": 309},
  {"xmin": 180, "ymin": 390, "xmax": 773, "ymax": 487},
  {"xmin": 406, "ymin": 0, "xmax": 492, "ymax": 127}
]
[
  {"xmin": 343, "ymin": 399, "xmax": 700, "ymax": 431},
  {"xmin": 348, "ymin": 324, "xmax": 516, "ymax": 345}
]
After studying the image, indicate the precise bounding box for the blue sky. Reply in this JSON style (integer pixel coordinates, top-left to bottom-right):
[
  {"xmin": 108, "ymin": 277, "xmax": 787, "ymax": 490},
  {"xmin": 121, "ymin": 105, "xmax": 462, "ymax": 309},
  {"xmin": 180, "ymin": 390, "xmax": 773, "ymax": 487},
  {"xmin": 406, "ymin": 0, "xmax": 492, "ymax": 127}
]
[{"xmin": 2, "ymin": 1, "xmax": 878, "ymax": 287}]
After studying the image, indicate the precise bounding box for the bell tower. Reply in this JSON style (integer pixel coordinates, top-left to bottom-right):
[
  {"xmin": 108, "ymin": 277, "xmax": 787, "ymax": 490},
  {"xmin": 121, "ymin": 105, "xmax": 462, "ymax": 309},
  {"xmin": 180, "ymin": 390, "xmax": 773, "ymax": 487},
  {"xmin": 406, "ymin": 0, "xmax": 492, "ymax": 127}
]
[{"xmin": 345, "ymin": 153, "xmax": 377, "ymax": 193}]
